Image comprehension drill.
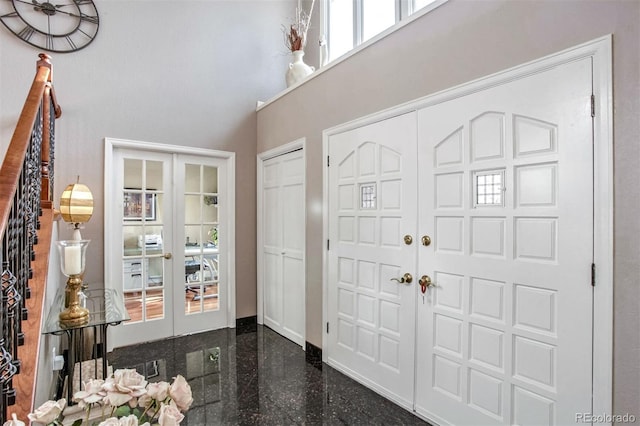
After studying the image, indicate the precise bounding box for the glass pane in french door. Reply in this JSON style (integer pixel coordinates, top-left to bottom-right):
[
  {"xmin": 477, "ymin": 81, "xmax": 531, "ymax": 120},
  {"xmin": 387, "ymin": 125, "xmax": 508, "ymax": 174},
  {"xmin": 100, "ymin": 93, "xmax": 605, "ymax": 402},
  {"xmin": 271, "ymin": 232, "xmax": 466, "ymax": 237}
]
[
  {"xmin": 122, "ymin": 159, "xmax": 167, "ymax": 323},
  {"xmin": 183, "ymin": 164, "xmax": 219, "ymax": 314}
]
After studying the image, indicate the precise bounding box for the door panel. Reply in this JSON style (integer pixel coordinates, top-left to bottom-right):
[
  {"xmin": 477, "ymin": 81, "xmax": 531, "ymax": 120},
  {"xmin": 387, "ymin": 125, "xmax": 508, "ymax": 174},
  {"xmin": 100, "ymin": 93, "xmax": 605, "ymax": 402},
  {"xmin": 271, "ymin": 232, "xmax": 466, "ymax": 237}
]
[
  {"xmin": 415, "ymin": 57, "xmax": 593, "ymax": 425},
  {"xmin": 261, "ymin": 150, "xmax": 305, "ymax": 346},
  {"xmin": 111, "ymin": 150, "xmax": 174, "ymax": 347},
  {"xmin": 263, "ymin": 174, "xmax": 282, "ymax": 328},
  {"xmin": 281, "ymin": 156, "xmax": 305, "ymax": 341},
  {"xmin": 327, "ymin": 112, "xmax": 418, "ymax": 408},
  {"xmin": 174, "ymin": 156, "xmax": 228, "ymax": 335}
]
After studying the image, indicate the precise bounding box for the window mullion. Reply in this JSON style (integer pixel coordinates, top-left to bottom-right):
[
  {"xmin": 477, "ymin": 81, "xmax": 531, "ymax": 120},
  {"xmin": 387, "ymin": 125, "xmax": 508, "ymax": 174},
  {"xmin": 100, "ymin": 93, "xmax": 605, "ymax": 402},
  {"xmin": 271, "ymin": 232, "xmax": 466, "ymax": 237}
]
[
  {"xmin": 322, "ymin": 0, "xmax": 329, "ymax": 61},
  {"xmin": 354, "ymin": 0, "xmax": 363, "ymax": 47},
  {"xmin": 320, "ymin": 0, "xmax": 328, "ymax": 41},
  {"xmin": 397, "ymin": 0, "xmax": 404, "ymax": 22}
]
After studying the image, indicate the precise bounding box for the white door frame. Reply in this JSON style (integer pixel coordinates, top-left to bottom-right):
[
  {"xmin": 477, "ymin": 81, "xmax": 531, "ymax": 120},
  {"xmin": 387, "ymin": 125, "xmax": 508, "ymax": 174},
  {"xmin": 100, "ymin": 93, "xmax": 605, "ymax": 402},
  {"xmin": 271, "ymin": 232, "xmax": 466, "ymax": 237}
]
[
  {"xmin": 104, "ymin": 137, "xmax": 237, "ymax": 333},
  {"xmin": 322, "ymin": 35, "xmax": 613, "ymax": 420},
  {"xmin": 256, "ymin": 138, "xmax": 306, "ymax": 338}
]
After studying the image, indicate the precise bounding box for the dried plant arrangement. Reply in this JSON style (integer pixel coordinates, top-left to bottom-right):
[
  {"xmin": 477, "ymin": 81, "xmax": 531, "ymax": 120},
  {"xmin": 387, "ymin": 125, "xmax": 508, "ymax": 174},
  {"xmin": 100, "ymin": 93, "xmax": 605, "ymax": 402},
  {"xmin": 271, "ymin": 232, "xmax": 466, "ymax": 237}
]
[{"xmin": 283, "ymin": 0, "xmax": 315, "ymax": 52}]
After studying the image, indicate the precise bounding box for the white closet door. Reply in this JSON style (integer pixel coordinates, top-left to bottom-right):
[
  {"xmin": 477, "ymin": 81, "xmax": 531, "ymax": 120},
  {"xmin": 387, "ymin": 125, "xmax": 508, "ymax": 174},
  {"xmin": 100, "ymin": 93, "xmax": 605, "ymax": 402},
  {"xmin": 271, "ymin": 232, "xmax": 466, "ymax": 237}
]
[
  {"xmin": 415, "ymin": 57, "xmax": 594, "ymax": 425},
  {"xmin": 262, "ymin": 149, "xmax": 305, "ymax": 346}
]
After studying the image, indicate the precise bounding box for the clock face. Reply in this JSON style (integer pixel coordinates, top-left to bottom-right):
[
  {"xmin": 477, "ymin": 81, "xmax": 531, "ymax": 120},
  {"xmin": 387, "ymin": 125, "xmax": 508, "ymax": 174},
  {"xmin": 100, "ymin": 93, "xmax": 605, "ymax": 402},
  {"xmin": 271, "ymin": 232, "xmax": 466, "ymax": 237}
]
[{"xmin": 0, "ymin": 0, "xmax": 99, "ymax": 53}]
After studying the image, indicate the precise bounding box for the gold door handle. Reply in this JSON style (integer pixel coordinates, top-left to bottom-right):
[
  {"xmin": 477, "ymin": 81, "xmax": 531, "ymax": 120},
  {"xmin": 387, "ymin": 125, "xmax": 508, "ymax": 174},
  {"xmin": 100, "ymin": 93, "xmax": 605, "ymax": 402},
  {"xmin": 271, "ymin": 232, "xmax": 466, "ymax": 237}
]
[
  {"xmin": 163, "ymin": 253, "xmax": 172, "ymax": 260},
  {"xmin": 419, "ymin": 275, "xmax": 433, "ymax": 287},
  {"xmin": 419, "ymin": 275, "xmax": 433, "ymax": 294},
  {"xmin": 390, "ymin": 273, "xmax": 413, "ymax": 284}
]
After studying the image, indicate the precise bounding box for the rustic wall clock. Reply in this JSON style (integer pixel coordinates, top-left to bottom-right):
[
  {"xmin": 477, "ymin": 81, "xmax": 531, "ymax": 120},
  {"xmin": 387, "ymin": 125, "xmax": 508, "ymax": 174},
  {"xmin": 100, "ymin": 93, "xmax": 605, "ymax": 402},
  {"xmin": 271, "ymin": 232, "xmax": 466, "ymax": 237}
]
[{"xmin": 0, "ymin": 0, "xmax": 99, "ymax": 53}]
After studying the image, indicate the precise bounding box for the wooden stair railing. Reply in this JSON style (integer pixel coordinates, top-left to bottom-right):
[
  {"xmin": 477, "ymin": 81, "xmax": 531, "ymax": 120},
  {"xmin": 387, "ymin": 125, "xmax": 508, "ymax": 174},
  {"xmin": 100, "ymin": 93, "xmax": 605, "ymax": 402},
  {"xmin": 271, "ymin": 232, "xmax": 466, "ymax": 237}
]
[{"xmin": 0, "ymin": 54, "xmax": 61, "ymax": 423}]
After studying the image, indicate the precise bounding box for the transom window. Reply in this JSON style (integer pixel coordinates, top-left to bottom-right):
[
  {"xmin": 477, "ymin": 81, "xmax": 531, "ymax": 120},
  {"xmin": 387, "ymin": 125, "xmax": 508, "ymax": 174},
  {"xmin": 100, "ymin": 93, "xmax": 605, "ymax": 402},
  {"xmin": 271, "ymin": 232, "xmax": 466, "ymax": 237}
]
[{"xmin": 324, "ymin": 0, "xmax": 442, "ymax": 62}]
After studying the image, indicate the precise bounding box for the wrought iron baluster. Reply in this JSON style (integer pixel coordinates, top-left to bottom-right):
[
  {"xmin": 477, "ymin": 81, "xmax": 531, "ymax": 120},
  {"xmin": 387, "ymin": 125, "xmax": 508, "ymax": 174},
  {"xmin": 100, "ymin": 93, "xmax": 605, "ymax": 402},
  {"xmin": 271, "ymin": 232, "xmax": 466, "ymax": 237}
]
[
  {"xmin": 6, "ymin": 204, "xmax": 18, "ymax": 367},
  {"xmin": 0, "ymin": 340, "xmax": 16, "ymax": 414},
  {"xmin": 1, "ymin": 263, "xmax": 20, "ymax": 368},
  {"xmin": 47, "ymin": 96, "xmax": 55, "ymax": 212},
  {"xmin": 27, "ymin": 119, "xmax": 40, "ymax": 247},
  {"xmin": 26, "ymin": 152, "xmax": 38, "ymax": 282},
  {"xmin": 1, "ymin": 263, "xmax": 20, "ymax": 411},
  {"xmin": 12, "ymin": 174, "xmax": 26, "ymax": 348},
  {"xmin": 0, "ymin": 249, "xmax": 5, "ymax": 423}
]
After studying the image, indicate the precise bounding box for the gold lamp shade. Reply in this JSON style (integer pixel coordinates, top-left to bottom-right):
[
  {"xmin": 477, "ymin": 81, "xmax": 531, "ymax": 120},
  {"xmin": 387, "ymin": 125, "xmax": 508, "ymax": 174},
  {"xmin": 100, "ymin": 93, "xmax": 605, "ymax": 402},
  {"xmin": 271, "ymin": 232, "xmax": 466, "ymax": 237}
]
[{"xmin": 60, "ymin": 182, "xmax": 94, "ymax": 224}]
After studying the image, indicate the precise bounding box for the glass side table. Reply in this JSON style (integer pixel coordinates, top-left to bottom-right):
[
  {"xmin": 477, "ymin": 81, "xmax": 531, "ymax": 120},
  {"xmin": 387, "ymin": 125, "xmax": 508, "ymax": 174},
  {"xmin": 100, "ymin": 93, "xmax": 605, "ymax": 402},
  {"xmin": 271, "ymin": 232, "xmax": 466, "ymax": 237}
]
[{"xmin": 42, "ymin": 287, "xmax": 130, "ymax": 403}]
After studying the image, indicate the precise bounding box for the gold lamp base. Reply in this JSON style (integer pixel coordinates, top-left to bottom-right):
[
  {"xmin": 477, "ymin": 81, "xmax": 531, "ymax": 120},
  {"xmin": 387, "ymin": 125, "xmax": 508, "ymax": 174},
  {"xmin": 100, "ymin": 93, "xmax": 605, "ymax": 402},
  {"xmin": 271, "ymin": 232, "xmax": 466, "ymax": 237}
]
[{"xmin": 59, "ymin": 275, "xmax": 89, "ymax": 327}]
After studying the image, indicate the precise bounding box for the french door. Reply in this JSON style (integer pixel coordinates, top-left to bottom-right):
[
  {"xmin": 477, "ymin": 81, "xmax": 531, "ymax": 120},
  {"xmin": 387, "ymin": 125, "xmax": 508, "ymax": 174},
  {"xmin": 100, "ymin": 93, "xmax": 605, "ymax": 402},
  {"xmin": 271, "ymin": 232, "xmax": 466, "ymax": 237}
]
[
  {"xmin": 174, "ymin": 154, "xmax": 230, "ymax": 335},
  {"xmin": 106, "ymin": 141, "xmax": 234, "ymax": 349},
  {"xmin": 326, "ymin": 57, "xmax": 595, "ymax": 424}
]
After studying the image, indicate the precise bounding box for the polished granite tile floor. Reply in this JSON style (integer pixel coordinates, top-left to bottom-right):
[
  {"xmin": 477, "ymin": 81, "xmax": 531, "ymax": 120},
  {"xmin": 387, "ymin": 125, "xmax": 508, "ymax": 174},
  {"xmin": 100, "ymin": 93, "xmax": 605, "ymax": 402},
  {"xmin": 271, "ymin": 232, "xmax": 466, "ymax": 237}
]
[{"xmin": 108, "ymin": 325, "xmax": 430, "ymax": 425}]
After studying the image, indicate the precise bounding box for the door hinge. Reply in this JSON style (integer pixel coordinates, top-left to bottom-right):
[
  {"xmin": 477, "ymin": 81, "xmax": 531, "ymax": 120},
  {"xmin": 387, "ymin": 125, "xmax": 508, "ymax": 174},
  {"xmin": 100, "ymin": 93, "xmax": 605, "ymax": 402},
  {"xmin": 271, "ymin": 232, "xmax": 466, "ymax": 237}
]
[
  {"xmin": 591, "ymin": 94, "xmax": 595, "ymax": 118},
  {"xmin": 327, "ymin": 239, "xmax": 330, "ymax": 250},
  {"xmin": 591, "ymin": 263, "xmax": 596, "ymax": 287},
  {"xmin": 327, "ymin": 155, "xmax": 330, "ymax": 167},
  {"xmin": 326, "ymin": 322, "xmax": 329, "ymax": 333}
]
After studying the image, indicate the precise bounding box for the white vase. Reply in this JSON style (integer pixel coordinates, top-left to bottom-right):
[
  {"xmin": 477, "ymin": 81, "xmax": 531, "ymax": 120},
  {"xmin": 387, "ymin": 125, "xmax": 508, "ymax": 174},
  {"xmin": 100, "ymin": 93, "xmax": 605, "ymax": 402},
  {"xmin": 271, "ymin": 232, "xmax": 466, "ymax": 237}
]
[{"xmin": 286, "ymin": 50, "xmax": 315, "ymax": 87}]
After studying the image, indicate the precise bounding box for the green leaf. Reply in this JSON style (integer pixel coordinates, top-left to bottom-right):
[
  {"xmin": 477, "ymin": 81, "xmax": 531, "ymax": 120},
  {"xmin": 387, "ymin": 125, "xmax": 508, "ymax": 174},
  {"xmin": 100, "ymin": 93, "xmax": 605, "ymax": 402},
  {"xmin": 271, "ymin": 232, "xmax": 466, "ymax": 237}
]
[
  {"xmin": 114, "ymin": 405, "xmax": 132, "ymax": 417},
  {"xmin": 71, "ymin": 421, "xmax": 83, "ymax": 426}
]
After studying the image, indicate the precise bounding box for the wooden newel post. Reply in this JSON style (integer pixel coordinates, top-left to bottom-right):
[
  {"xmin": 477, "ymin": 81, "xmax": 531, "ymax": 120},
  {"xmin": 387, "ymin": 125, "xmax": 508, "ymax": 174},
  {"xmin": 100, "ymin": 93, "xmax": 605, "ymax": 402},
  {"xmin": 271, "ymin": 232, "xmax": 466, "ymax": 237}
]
[{"xmin": 37, "ymin": 53, "xmax": 61, "ymax": 209}]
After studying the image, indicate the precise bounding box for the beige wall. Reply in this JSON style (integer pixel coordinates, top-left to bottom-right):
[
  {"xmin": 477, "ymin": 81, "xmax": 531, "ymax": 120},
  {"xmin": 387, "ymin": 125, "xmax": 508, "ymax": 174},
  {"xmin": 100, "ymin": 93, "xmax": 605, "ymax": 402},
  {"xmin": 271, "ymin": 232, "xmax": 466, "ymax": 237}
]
[{"xmin": 257, "ymin": 0, "xmax": 640, "ymax": 418}]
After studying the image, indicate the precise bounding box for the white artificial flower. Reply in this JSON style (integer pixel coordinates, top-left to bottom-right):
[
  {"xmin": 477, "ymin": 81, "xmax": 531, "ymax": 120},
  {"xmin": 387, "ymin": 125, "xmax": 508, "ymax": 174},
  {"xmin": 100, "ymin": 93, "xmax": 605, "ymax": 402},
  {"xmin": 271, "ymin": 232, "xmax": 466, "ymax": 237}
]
[
  {"xmin": 27, "ymin": 398, "xmax": 66, "ymax": 424},
  {"xmin": 168, "ymin": 375, "xmax": 193, "ymax": 412}
]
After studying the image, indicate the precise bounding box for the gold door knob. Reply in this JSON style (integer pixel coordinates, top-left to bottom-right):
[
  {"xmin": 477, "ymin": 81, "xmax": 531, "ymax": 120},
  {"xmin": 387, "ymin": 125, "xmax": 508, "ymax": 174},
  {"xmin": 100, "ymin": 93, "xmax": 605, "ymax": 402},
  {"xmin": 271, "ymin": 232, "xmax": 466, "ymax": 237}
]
[
  {"xmin": 390, "ymin": 273, "xmax": 413, "ymax": 284},
  {"xmin": 419, "ymin": 275, "xmax": 433, "ymax": 294},
  {"xmin": 163, "ymin": 253, "xmax": 172, "ymax": 260},
  {"xmin": 421, "ymin": 236, "xmax": 432, "ymax": 246},
  {"xmin": 419, "ymin": 275, "xmax": 433, "ymax": 287},
  {"xmin": 403, "ymin": 235, "xmax": 413, "ymax": 245}
]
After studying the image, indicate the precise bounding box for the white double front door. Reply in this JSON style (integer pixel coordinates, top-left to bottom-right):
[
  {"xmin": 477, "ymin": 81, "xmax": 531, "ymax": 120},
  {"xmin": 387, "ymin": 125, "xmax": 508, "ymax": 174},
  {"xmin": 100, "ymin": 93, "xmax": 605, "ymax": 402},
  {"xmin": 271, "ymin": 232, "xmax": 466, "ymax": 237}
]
[{"xmin": 326, "ymin": 57, "xmax": 594, "ymax": 424}]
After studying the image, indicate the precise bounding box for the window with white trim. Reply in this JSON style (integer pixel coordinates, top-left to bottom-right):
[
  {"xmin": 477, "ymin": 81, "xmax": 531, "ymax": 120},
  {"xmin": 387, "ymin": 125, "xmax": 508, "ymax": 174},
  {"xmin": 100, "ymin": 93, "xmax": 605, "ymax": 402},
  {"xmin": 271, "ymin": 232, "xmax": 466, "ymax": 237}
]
[
  {"xmin": 324, "ymin": 0, "xmax": 441, "ymax": 62},
  {"xmin": 360, "ymin": 183, "xmax": 377, "ymax": 209},
  {"xmin": 473, "ymin": 170, "xmax": 505, "ymax": 207}
]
